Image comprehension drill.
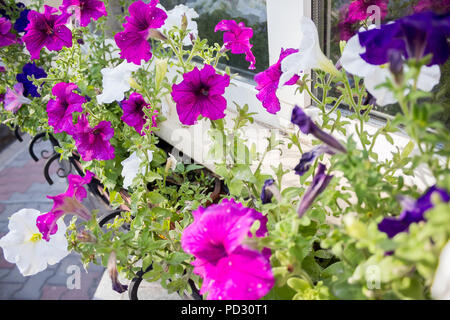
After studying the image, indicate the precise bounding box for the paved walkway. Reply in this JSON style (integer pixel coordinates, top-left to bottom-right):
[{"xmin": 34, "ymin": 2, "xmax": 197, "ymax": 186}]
[{"xmin": 0, "ymin": 135, "xmax": 104, "ymax": 300}]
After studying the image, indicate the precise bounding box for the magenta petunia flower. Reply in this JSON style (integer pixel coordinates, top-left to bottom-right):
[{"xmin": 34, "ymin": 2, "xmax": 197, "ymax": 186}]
[
  {"xmin": 60, "ymin": 0, "xmax": 108, "ymax": 27},
  {"xmin": 37, "ymin": 170, "xmax": 94, "ymax": 241},
  {"xmin": 181, "ymin": 198, "xmax": 274, "ymax": 300},
  {"xmin": 114, "ymin": 0, "xmax": 167, "ymax": 65},
  {"xmin": 215, "ymin": 19, "xmax": 256, "ymax": 70},
  {"xmin": 171, "ymin": 64, "xmax": 230, "ymax": 125},
  {"xmin": 72, "ymin": 114, "xmax": 115, "ymax": 161},
  {"xmin": 120, "ymin": 92, "xmax": 150, "ymax": 136},
  {"xmin": 254, "ymin": 48, "xmax": 300, "ymax": 114},
  {"xmin": 22, "ymin": 6, "xmax": 73, "ymax": 60},
  {"xmin": 414, "ymin": 0, "xmax": 450, "ymax": 14},
  {"xmin": 0, "ymin": 17, "xmax": 16, "ymax": 47},
  {"xmin": 47, "ymin": 82, "xmax": 86, "ymax": 134},
  {"xmin": 4, "ymin": 83, "xmax": 31, "ymax": 113},
  {"xmin": 347, "ymin": 0, "xmax": 388, "ymax": 23}
]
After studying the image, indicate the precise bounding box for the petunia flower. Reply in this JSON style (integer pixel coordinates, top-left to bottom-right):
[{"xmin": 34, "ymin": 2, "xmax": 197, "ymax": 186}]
[
  {"xmin": 291, "ymin": 106, "xmax": 347, "ymax": 153},
  {"xmin": 254, "ymin": 48, "xmax": 300, "ymax": 114},
  {"xmin": 338, "ymin": 3, "xmax": 357, "ymax": 41},
  {"xmin": 60, "ymin": 0, "xmax": 108, "ymax": 27},
  {"xmin": 181, "ymin": 198, "xmax": 274, "ymax": 300},
  {"xmin": 97, "ymin": 60, "xmax": 140, "ymax": 104},
  {"xmin": 121, "ymin": 150, "xmax": 153, "ymax": 189},
  {"xmin": 341, "ymin": 28, "xmax": 441, "ymax": 106},
  {"xmin": 357, "ymin": 11, "xmax": 450, "ymax": 66},
  {"xmin": 13, "ymin": 2, "xmax": 30, "ymax": 33},
  {"xmin": 0, "ymin": 208, "xmax": 69, "ymax": 276},
  {"xmin": 114, "ymin": 0, "xmax": 167, "ymax": 65},
  {"xmin": 294, "ymin": 145, "xmax": 335, "ymax": 176},
  {"xmin": 0, "ymin": 17, "xmax": 16, "ymax": 47},
  {"xmin": 72, "ymin": 114, "xmax": 115, "ymax": 161},
  {"xmin": 3, "ymin": 83, "xmax": 31, "ymax": 113},
  {"xmin": 280, "ymin": 16, "xmax": 340, "ymax": 86},
  {"xmin": 22, "ymin": 5, "xmax": 73, "ymax": 60},
  {"xmin": 120, "ymin": 92, "xmax": 150, "ymax": 136},
  {"xmin": 414, "ymin": 0, "xmax": 450, "ymax": 14},
  {"xmin": 16, "ymin": 62, "xmax": 47, "ymax": 98},
  {"xmin": 214, "ymin": 19, "xmax": 256, "ymax": 70},
  {"xmin": 47, "ymin": 82, "xmax": 85, "ymax": 134},
  {"xmin": 37, "ymin": 170, "xmax": 94, "ymax": 241},
  {"xmin": 347, "ymin": 0, "xmax": 388, "ymax": 23},
  {"xmin": 431, "ymin": 241, "xmax": 450, "ymax": 300},
  {"xmin": 297, "ymin": 163, "xmax": 333, "ymax": 218},
  {"xmin": 378, "ymin": 185, "xmax": 450, "ymax": 238},
  {"xmin": 159, "ymin": 4, "xmax": 199, "ymax": 46},
  {"xmin": 165, "ymin": 152, "xmax": 177, "ymax": 172},
  {"xmin": 171, "ymin": 64, "xmax": 230, "ymax": 125},
  {"xmin": 107, "ymin": 251, "xmax": 128, "ymax": 293},
  {"xmin": 260, "ymin": 179, "xmax": 281, "ymax": 204}
]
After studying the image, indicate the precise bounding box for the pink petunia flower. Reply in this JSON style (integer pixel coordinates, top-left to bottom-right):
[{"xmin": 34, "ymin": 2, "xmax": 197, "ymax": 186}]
[
  {"xmin": 37, "ymin": 171, "xmax": 94, "ymax": 241},
  {"xmin": 4, "ymin": 83, "xmax": 31, "ymax": 113},
  {"xmin": 22, "ymin": 6, "xmax": 73, "ymax": 60},
  {"xmin": 47, "ymin": 82, "xmax": 86, "ymax": 134},
  {"xmin": 114, "ymin": 0, "xmax": 167, "ymax": 65},
  {"xmin": 347, "ymin": 0, "xmax": 388, "ymax": 23},
  {"xmin": 121, "ymin": 92, "xmax": 150, "ymax": 135},
  {"xmin": 254, "ymin": 48, "xmax": 300, "ymax": 114},
  {"xmin": 60, "ymin": 0, "xmax": 108, "ymax": 27},
  {"xmin": 181, "ymin": 198, "xmax": 274, "ymax": 300},
  {"xmin": 337, "ymin": 3, "xmax": 358, "ymax": 41},
  {"xmin": 171, "ymin": 64, "xmax": 230, "ymax": 125},
  {"xmin": 0, "ymin": 17, "xmax": 17, "ymax": 47},
  {"xmin": 72, "ymin": 114, "xmax": 115, "ymax": 161},
  {"xmin": 414, "ymin": 0, "xmax": 450, "ymax": 14},
  {"xmin": 215, "ymin": 19, "xmax": 256, "ymax": 70}
]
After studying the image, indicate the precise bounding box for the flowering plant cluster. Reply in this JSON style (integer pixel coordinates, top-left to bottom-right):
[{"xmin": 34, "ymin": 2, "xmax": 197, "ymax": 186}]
[{"xmin": 0, "ymin": 0, "xmax": 449, "ymax": 300}]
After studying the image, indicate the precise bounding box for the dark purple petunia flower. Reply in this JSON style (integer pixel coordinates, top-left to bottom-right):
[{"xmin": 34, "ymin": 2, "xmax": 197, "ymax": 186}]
[
  {"xmin": 72, "ymin": 114, "xmax": 115, "ymax": 161},
  {"xmin": 120, "ymin": 92, "xmax": 149, "ymax": 136},
  {"xmin": 47, "ymin": 82, "xmax": 86, "ymax": 134},
  {"xmin": 16, "ymin": 62, "xmax": 47, "ymax": 97},
  {"xmin": 358, "ymin": 11, "xmax": 450, "ymax": 66},
  {"xmin": 171, "ymin": 64, "xmax": 230, "ymax": 125},
  {"xmin": 60, "ymin": 0, "xmax": 107, "ymax": 27},
  {"xmin": 14, "ymin": 3, "xmax": 30, "ymax": 33},
  {"xmin": 261, "ymin": 179, "xmax": 275, "ymax": 204},
  {"xmin": 291, "ymin": 106, "xmax": 347, "ymax": 153},
  {"xmin": 114, "ymin": 0, "xmax": 167, "ymax": 65},
  {"xmin": 378, "ymin": 186, "xmax": 450, "ymax": 238},
  {"xmin": 254, "ymin": 48, "xmax": 300, "ymax": 114},
  {"xmin": 215, "ymin": 19, "xmax": 256, "ymax": 70},
  {"xmin": 295, "ymin": 145, "xmax": 335, "ymax": 176},
  {"xmin": 0, "ymin": 17, "xmax": 16, "ymax": 47},
  {"xmin": 297, "ymin": 163, "xmax": 333, "ymax": 218},
  {"xmin": 22, "ymin": 6, "xmax": 72, "ymax": 60}
]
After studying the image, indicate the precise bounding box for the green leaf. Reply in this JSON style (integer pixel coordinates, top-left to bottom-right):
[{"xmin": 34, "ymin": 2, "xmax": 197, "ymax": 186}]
[
  {"xmin": 146, "ymin": 171, "xmax": 163, "ymax": 183},
  {"xmin": 148, "ymin": 191, "xmax": 166, "ymax": 204},
  {"xmin": 232, "ymin": 164, "xmax": 256, "ymax": 183},
  {"xmin": 287, "ymin": 278, "xmax": 311, "ymax": 292}
]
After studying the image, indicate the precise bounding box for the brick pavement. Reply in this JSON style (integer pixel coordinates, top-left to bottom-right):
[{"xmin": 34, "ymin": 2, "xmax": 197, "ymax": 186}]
[{"xmin": 0, "ymin": 136, "xmax": 105, "ymax": 300}]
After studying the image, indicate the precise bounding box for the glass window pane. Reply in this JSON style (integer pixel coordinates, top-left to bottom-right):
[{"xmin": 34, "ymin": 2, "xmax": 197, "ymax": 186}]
[
  {"xmin": 160, "ymin": 0, "xmax": 269, "ymax": 79},
  {"xmin": 313, "ymin": 0, "xmax": 450, "ymax": 127}
]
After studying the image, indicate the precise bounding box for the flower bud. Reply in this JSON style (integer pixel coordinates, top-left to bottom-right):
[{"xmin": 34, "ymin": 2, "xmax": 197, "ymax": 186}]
[
  {"xmin": 155, "ymin": 58, "xmax": 168, "ymax": 89},
  {"xmin": 181, "ymin": 13, "xmax": 188, "ymax": 32},
  {"xmin": 128, "ymin": 77, "xmax": 142, "ymax": 91},
  {"xmin": 388, "ymin": 49, "xmax": 404, "ymax": 84},
  {"xmin": 147, "ymin": 28, "xmax": 167, "ymax": 41},
  {"xmin": 107, "ymin": 251, "xmax": 128, "ymax": 293},
  {"xmin": 76, "ymin": 230, "xmax": 96, "ymax": 243}
]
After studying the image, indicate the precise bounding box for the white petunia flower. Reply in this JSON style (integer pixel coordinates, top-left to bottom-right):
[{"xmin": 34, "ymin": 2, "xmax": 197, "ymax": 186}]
[
  {"xmin": 121, "ymin": 150, "xmax": 154, "ymax": 189},
  {"xmin": 280, "ymin": 16, "xmax": 340, "ymax": 87},
  {"xmin": 341, "ymin": 29, "xmax": 440, "ymax": 106},
  {"xmin": 431, "ymin": 241, "xmax": 450, "ymax": 300},
  {"xmin": 159, "ymin": 4, "xmax": 199, "ymax": 46},
  {"xmin": 0, "ymin": 208, "xmax": 69, "ymax": 277},
  {"xmin": 97, "ymin": 61, "xmax": 141, "ymax": 104},
  {"xmin": 165, "ymin": 152, "xmax": 178, "ymax": 172}
]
